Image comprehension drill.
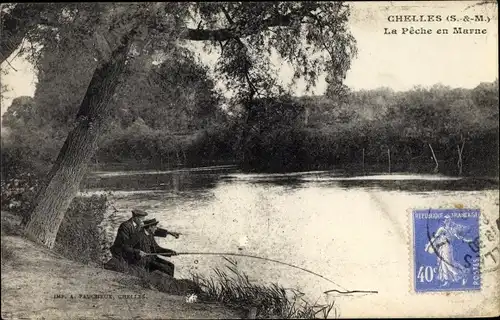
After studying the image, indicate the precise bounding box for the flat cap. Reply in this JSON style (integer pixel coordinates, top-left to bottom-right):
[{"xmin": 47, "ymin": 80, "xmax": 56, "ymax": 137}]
[
  {"xmin": 143, "ymin": 218, "xmax": 159, "ymax": 228},
  {"xmin": 132, "ymin": 209, "xmax": 148, "ymax": 217}
]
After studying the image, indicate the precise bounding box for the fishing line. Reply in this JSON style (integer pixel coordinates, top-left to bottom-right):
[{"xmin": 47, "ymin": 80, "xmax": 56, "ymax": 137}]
[
  {"xmin": 152, "ymin": 251, "xmax": 378, "ymax": 295},
  {"xmin": 177, "ymin": 251, "xmax": 345, "ymax": 287},
  {"xmin": 323, "ymin": 289, "xmax": 379, "ymax": 295}
]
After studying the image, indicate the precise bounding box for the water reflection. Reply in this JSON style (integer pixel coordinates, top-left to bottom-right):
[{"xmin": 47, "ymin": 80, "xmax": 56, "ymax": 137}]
[
  {"xmin": 82, "ymin": 166, "xmax": 499, "ymax": 318},
  {"xmin": 83, "ymin": 168, "xmax": 498, "ymax": 199},
  {"xmin": 84, "ymin": 172, "xmax": 219, "ymax": 191},
  {"xmin": 222, "ymin": 171, "xmax": 498, "ymax": 192},
  {"xmin": 240, "ymin": 178, "xmax": 307, "ymax": 191},
  {"xmin": 317, "ymin": 178, "xmax": 499, "ymax": 192}
]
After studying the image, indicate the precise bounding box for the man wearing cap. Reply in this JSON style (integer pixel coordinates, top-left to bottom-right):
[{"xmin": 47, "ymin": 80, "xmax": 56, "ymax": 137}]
[
  {"xmin": 109, "ymin": 209, "xmax": 148, "ymax": 262},
  {"xmin": 126, "ymin": 218, "xmax": 177, "ymax": 277}
]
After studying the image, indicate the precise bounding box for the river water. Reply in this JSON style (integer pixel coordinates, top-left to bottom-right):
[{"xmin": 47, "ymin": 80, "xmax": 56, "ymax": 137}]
[{"xmin": 81, "ymin": 166, "xmax": 499, "ymax": 318}]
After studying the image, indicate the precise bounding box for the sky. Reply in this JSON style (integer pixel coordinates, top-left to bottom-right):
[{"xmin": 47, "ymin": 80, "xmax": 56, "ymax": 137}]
[{"xmin": 0, "ymin": 1, "xmax": 498, "ymax": 116}]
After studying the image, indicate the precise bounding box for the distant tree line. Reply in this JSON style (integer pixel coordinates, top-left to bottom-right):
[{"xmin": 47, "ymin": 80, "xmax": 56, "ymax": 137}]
[
  {"xmin": 2, "ymin": 80, "xmax": 498, "ymax": 177},
  {"xmin": 239, "ymin": 81, "xmax": 499, "ymax": 175},
  {"xmin": 4, "ymin": 4, "xmax": 495, "ymax": 180},
  {"xmin": 1, "ymin": 15, "xmax": 497, "ymax": 176}
]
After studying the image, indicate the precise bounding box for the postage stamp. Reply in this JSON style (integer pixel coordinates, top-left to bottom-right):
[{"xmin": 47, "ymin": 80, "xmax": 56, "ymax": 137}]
[{"xmin": 412, "ymin": 208, "xmax": 481, "ymax": 292}]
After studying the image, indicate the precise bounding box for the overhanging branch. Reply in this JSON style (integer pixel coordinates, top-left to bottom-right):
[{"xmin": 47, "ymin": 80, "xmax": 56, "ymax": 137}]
[
  {"xmin": 0, "ymin": 4, "xmax": 59, "ymax": 64},
  {"xmin": 183, "ymin": 27, "xmax": 237, "ymax": 41},
  {"xmin": 179, "ymin": 9, "xmax": 301, "ymax": 41}
]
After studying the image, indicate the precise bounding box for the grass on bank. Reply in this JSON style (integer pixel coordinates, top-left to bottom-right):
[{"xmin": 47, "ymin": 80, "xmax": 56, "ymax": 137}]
[
  {"xmin": 1, "ymin": 192, "xmax": 338, "ymax": 319},
  {"xmin": 105, "ymin": 256, "xmax": 337, "ymax": 319},
  {"xmin": 190, "ymin": 257, "xmax": 337, "ymax": 319}
]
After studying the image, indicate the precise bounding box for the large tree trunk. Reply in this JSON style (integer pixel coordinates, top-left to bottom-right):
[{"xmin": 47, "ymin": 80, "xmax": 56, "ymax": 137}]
[{"xmin": 23, "ymin": 35, "xmax": 132, "ymax": 249}]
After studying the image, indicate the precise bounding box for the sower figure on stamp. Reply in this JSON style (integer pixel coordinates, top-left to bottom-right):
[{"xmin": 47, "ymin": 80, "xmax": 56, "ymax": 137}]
[
  {"xmin": 126, "ymin": 218, "xmax": 178, "ymax": 277},
  {"xmin": 425, "ymin": 215, "xmax": 474, "ymax": 286}
]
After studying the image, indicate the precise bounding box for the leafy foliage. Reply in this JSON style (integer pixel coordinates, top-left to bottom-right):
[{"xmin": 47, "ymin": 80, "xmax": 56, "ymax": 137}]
[
  {"xmin": 3, "ymin": 81, "xmax": 498, "ymax": 175},
  {"xmin": 115, "ymin": 49, "xmax": 222, "ymax": 132},
  {"xmin": 54, "ymin": 195, "xmax": 109, "ymax": 265},
  {"xmin": 4, "ymin": 2, "xmax": 357, "ymax": 104},
  {"xmin": 239, "ymin": 81, "xmax": 499, "ymax": 174},
  {"xmin": 192, "ymin": 257, "xmax": 337, "ymax": 319},
  {"xmin": 2, "ymin": 1, "xmax": 359, "ymax": 176},
  {"xmin": 188, "ymin": 2, "xmax": 356, "ymax": 99}
]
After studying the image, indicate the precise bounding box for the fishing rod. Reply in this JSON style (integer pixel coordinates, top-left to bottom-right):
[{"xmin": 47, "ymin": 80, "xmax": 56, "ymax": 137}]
[
  {"xmin": 146, "ymin": 251, "xmax": 378, "ymax": 295},
  {"xmin": 179, "ymin": 251, "xmax": 346, "ymax": 289}
]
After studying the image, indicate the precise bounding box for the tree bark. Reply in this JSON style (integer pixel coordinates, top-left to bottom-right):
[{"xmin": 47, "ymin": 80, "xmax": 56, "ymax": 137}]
[
  {"xmin": 23, "ymin": 35, "xmax": 132, "ymax": 249},
  {"xmin": 457, "ymin": 144, "xmax": 463, "ymax": 175},
  {"xmin": 387, "ymin": 147, "xmax": 391, "ymax": 174},
  {"xmin": 362, "ymin": 147, "xmax": 365, "ymax": 175},
  {"xmin": 428, "ymin": 143, "xmax": 439, "ymax": 173},
  {"xmin": 457, "ymin": 140, "xmax": 465, "ymax": 175}
]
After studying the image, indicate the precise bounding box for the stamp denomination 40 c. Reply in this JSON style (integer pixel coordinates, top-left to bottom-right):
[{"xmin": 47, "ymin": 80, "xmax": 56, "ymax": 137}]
[{"xmin": 412, "ymin": 208, "xmax": 481, "ymax": 292}]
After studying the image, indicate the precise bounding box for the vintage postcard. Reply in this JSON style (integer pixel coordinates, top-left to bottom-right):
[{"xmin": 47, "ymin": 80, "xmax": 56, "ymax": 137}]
[{"xmin": 1, "ymin": 1, "xmax": 498, "ymax": 319}]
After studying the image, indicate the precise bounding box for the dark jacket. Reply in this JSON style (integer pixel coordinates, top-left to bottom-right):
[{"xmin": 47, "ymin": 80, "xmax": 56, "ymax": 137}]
[
  {"xmin": 126, "ymin": 229, "xmax": 176, "ymax": 267},
  {"xmin": 109, "ymin": 218, "xmax": 142, "ymax": 260}
]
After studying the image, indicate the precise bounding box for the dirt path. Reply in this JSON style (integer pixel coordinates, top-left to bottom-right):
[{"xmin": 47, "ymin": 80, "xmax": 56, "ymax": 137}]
[{"xmin": 1, "ymin": 212, "xmax": 242, "ymax": 320}]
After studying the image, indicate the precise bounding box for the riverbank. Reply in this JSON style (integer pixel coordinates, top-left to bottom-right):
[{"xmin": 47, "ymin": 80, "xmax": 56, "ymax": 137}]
[
  {"xmin": 79, "ymin": 168, "xmax": 499, "ymax": 318},
  {"xmin": 87, "ymin": 160, "xmax": 499, "ymax": 180},
  {"xmin": 1, "ymin": 211, "xmax": 244, "ymax": 319}
]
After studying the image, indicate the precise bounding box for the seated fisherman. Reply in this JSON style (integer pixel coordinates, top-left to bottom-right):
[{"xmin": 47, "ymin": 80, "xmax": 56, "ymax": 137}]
[
  {"xmin": 109, "ymin": 209, "xmax": 148, "ymax": 262},
  {"xmin": 126, "ymin": 218, "xmax": 178, "ymax": 277}
]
